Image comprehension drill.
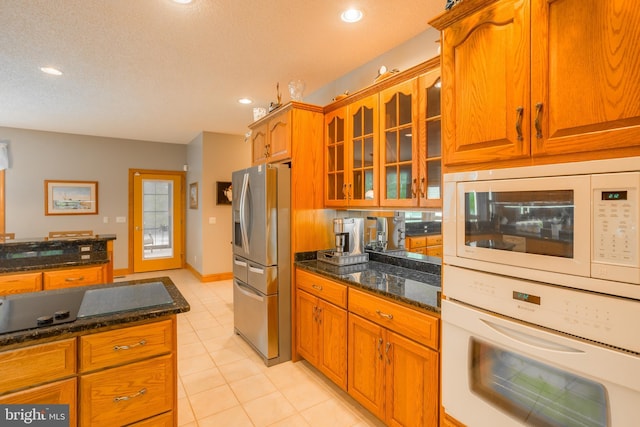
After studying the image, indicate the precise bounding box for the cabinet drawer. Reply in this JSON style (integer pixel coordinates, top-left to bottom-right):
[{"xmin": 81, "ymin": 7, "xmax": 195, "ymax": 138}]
[
  {"xmin": 128, "ymin": 411, "xmax": 174, "ymax": 426},
  {"xmin": 426, "ymin": 245, "xmax": 443, "ymax": 257},
  {"xmin": 0, "ymin": 339, "xmax": 76, "ymax": 395},
  {"xmin": 79, "ymin": 354, "xmax": 174, "ymax": 427},
  {"xmin": 43, "ymin": 265, "xmax": 105, "ymax": 290},
  {"xmin": 348, "ymin": 288, "xmax": 439, "ymax": 350},
  {"xmin": 0, "ymin": 271, "xmax": 42, "ymax": 295},
  {"xmin": 407, "ymin": 236, "xmax": 427, "ymax": 249},
  {"xmin": 0, "ymin": 378, "xmax": 77, "ymax": 427},
  {"xmin": 296, "ymin": 269, "xmax": 347, "ymax": 308},
  {"xmin": 79, "ymin": 319, "xmax": 174, "ymax": 372},
  {"xmin": 426, "ymin": 234, "xmax": 442, "ymax": 246}
]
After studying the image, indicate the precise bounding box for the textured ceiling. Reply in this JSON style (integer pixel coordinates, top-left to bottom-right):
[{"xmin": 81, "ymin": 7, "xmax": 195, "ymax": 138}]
[{"xmin": 0, "ymin": 0, "xmax": 443, "ymax": 144}]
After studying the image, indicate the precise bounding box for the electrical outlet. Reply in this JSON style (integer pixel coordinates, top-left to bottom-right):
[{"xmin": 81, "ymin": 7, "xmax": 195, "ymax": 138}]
[
  {"xmin": 209, "ymin": 217, "xmax": 216, "ymax": 224},
  {"xmin": 116, "ymin": 216, "xmax": 126, "ymax": 223},
  {"xmin": 103, "ymin": 216, "xmax": 109, "ymax": 223}
]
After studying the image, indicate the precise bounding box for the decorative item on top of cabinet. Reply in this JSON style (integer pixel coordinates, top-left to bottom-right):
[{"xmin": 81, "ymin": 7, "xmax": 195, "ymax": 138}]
[
  {"xmin": 250, "ymin": 102, "xmax": 323, "ymax": 165},
  {"xmin": 324, "ymin": 94, "xmax": 379, "ymax": 207},
  {"xmin": 430, "ymin": 0, "xmax": 640, "ymax": 171}
]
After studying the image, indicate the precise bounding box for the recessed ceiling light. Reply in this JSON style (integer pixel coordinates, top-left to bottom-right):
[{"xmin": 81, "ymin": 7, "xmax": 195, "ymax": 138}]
[
  {"xmin": 40, "ymin": 67, "xmax": 63, "ymax": 76},
  {"xmin": 238, "ymin": 98, "xmax": 253, "ymax": 105},
  {"xmin": 172, "ymin": 0, "xmax": 193, "ymax": 4},
  {"xmin": 341, "ymin": 8, "xmax": 363, "ymax": 23}
]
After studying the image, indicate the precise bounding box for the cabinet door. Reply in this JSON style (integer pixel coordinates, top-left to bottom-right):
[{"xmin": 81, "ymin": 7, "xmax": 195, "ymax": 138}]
[
  {"xmin": 318, "ymin": 300, "xmax": 347, "ymax": 390},
  {"xmin": 42, "ymin": 264, "xmax": 106, "ymax": 290},
  {"xmin": 419, "ymin": 69, "xmax": 443, "ymax": 207},
  {"xmin": 0, "ymin": 378, "xmax": 77, "ymax": 427},
  {"xmin": 385, "ymin": 331, "xmax": 439, "ymax": 427},
  {"xmin": 268, "ymin": 109, "xmax": 292, "ymax": 162},
  {"xmin": 441, "ymin": 0, "xmax": 530, "ymax": 166},
  {"xmin": 531, "ymin": 0, "xmax": 640, "ymax": 157},
  {"xmin": 347, "ymin": 313, "xmax": 385, "ymax": 419},
  {"xmin": 325, "ymin": 108, "xmax": 348, "ymax": 206},
  {"xmin": 0, "ymin": 271, "xmax": 42, "ymax": 295},
  {"xmin": 347, "ymin": 95, "xmax": 379, "ymax": 207},
  {"xmin": 380, "ymin": 79, "xmax": 419, "ymax": 207},
  {"xmin": 251, "ymin": 122, "xmax": 268, "ymax": 165},
  {"xmin": 296, "ymin": 290, "xmax": 319, "ymax": 366}
]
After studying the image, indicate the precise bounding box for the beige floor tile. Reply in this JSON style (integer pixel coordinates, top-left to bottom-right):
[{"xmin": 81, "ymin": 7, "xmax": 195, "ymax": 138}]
[
  {"xmin": 279, "ymin": 374, "xmax": 334, "ymax": 411},
  {"xmin": 300, "ymin": 399, "xmax": 365, "ymax": 427},
  {"xmin": 177, "ymin": 396, "xmax": 195, "ymax": 426},
  {"xmin": 217, "ymin": 357, "xmax": 264, "ymax": 383},
  {"xmin": 188, "ymin": 383, "xmax": 240, "ymax": 419},
  {"xmin": 267, "ymin": 413, "xmax": 312, "ymax": 427},
  {"xmin": 229, "ymin": 372, "xmax": 278, "ymax": 403},
  {"xmin": 198, "ymin": 405, "xmax": 254, "ymax": 427},
  {"xmin": 211, "ymin": 345, "xmax": 254, "ymax": 366},
  {"xmin": 242, "ymin": 391, "xmax": 297, "ymax": 427},
  {"xmin": 177, "ymin": 352, "xmax": 216, "ymax": 376},
  {"xmin": 180, "ymin": 366, "xmax": 226, "ymax": 396}
]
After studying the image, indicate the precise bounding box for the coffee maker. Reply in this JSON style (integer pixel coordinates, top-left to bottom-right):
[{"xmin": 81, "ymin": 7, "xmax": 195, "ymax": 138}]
[{"xmin": 332, "ymin": 217, "xmax": 365, "ymax": 256}]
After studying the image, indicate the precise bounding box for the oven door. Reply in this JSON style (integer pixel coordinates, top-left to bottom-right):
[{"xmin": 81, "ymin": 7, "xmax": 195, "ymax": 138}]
[
  {"xmin": 442, "ymin": 299, "xmax": 640, "ymax": 427},
  {"xmin": 452, "ymin": 175, "xmax": 590, "ymax": 278}
]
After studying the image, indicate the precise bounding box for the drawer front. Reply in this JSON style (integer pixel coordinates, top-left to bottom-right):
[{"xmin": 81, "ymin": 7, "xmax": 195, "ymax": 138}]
[
  {"xmin": 0, "ymin": 271, "xmax": 42, "ymax": 295},
  {"xmin": 43, "ymin": 265, "xmax": 105, "ymax": 290},
  {"xmin": 348, "ymin": 288, "xmax": 439, "ymax": 350},
  {"xmin": 0, "ymin": 378, "xmax": 77, "ymax": 427},
  {"xmin": 426, "ymin": 245, "xmax": 443, "ymax": 257},
  {"xmin": 426, "ymin": 235, "xmax": 442, "ymax": 246},
  {"xmin": 407, "ymin": 236, "xmax": 427, "ymax": 249},
  {"xmin": 79, "ymin": 319, "xmax": 174, "ymax": 372},
  {"xmin": 80, "ymin": 354, "xmax": 174, "ymax": 427},
  {"xmin": 128, "ymin": 411, "xmax": 174, "ymax": 426},
  {"xmin": 296, "ymin": 269, "xmax": 347, "ymax": 308},
  {"xmin": 0, "ymin": 339, "xmax": 76, "ymax": 394}
]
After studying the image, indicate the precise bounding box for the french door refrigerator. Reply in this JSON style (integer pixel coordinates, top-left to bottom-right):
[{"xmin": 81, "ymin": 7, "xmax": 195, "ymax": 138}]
[{"xmin": 232, "ymin": 163, "xmax": 290, "ymax": 366}]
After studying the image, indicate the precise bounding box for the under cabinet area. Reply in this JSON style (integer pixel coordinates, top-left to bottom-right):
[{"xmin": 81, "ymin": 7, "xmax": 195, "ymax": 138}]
[{"xmin": 406, "ymin": 234, "xmax": 443, "ymax": 258}]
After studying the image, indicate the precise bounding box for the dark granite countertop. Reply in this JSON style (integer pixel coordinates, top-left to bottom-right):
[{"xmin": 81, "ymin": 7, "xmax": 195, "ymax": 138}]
[
  {"xmin": 0, "ymin": 276, "xmax": 190, "ymax": 348},
  {"xmin": 296, "ymin": 251, "xmax": 441, "ymax": 314},
  {"xmin": 0, "ymin": 234, "xmax": 116, "ymax": 246}
]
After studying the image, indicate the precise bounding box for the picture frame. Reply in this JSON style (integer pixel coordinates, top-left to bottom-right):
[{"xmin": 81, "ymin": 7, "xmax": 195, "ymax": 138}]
[
  {"xmin": 216, "ymin": 181, "xmax": 232, "ymax": 205},
  {"xmin": 45, "ymin": 180, "xmax": 98, "ymax": 215},
  {"xmin": 189, "ymin": 182, "xmax": 198, "ymax": 209}
]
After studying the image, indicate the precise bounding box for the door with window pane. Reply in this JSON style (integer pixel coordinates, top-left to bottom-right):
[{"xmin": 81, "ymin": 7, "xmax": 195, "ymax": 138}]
[{"xmin": 131, "ymin": 170, "xmax": 184, "ymax": 272}]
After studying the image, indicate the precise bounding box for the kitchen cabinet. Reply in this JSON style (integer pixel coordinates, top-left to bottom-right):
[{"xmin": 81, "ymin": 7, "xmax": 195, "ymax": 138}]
[
  {"xmin": 406, "ymin": 234, "xmax": 443, "ymax": 258},
  {"xmin": 0, "ymin": 379, "xmax": 77, "ymax": 427},
  {"xmin": 250, "ymin": 102, "xmax": 323, "ymax": 165},
  {"xmin": 295, "ymin": 269, "xmax": 348, "ymax": 390},
  {"xmin": 43, "ymin": 264, "xmax": 108, "ymax": 290},
  {"xmin": 0, "ymin": 271, "xmax": 42, "ymax": 295},
  {"xmin": 431, "ymin": 0, "xmax": 640, "ymax": 170},
  {"xmin": 347, "ymin": 288, "xmax": 439, "ymax": 427},
  {"xmin": 325, "ymin": 95, "xmax": 379, "ymax": 207}
]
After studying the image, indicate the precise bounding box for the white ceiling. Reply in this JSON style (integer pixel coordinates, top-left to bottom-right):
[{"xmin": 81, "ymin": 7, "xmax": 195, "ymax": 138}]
[{"xmin": 0, "ymin": 0, "xmax": 444, "ymax": 144}]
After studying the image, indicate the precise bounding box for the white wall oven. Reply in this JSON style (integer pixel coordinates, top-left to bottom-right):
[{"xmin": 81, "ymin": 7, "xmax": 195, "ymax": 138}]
[{"xmin": 442, "ymin": 157, "xmax": 640, "ymax": 427}]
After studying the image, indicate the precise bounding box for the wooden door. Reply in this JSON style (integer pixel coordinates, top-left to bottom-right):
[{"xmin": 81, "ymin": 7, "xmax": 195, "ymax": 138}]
[
  {"xmin": 347, "ymin": 313, "xmax": 384, "ymax": 419},
  {"xmin": 296, "ymin": 290, "xmax": 319, "ymax": 365},
  {"xmin": 251, "ymin": 122, "xmax": 268, "ymax": 165},
  {"xmin": 385, "ymin": 331, "xmax": 439, "ymax": 427},
  {"xmin": 531, "ymin": 0, "xmax": 640, "ymax": 158},
  {"xmin": 318, "ymin": 300, "xmax": 348, "ymax": 390},
  {"xmin": 419, "ymin": 69, "xmax": 443, "ymax": 207},
  {"xmin": 268, "ymin": 109, "xmax": 292, "ymax": 162},
  {"xmin": 131, "ymin": 170, "xmax": 184, "ymax": 273},
  {"xmin": 347, "ymin": 95, "xmax": 379, "ymax": 207},
  {"xmin": 324, "ymin": 107, "xmax": 348, "ymax": 207},
  {"xmin": 441, "ymin": 0, "xmax": 530, "ymax": 166},
  {"xmin": 379, "ymin": 79, "xmax": 419, "ymax": 207}
]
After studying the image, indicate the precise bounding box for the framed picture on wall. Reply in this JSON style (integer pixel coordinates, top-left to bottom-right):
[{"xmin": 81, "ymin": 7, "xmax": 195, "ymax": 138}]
[
  {"xmin": 216, "ymin": 181, "xmax": 232, "ymax": 205},
  {"xmin": 189, "ymin": 182, "xmax": 198, "ymax": 209},
  {"xmin": 45, "ymin": 180, "xmax": 98, "ymax": 215}
]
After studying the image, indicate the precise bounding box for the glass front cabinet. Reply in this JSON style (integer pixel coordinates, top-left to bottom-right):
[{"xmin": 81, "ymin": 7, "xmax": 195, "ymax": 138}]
[{"xmin": 325, "ymin": 94, "xmax": 379, "ymax": 207}]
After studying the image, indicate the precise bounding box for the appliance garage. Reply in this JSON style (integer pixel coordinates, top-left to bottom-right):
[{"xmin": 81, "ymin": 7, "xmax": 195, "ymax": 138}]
[{"xmin": 441, "ymin": 156, "xmax": 640, "ymax": 427}]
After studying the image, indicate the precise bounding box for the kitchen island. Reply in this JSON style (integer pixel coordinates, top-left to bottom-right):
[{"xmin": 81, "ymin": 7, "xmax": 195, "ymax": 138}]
[
  {"xmin": 0, "ymin": 276, "xmax": 190, "ymax": 427},
  {"xmin": 294, "ymin": 252, "xmax": 441, "ymax": 426}
]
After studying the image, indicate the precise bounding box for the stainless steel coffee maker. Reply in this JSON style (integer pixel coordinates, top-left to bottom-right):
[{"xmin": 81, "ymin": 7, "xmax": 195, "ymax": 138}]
[{"xmin": 332, "ymin": 217, "xmax": 364, "ymax": 256}]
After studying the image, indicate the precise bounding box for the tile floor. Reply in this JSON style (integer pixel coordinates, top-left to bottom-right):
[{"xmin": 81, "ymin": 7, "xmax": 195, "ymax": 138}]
[{"xmin": 116, "ymin": 269, "xmax": 385, "ymax": 427}]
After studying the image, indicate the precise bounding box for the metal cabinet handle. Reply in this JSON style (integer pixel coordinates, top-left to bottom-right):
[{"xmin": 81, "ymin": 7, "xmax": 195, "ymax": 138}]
[
  {"xmin": 385, "ymin": 342, "xmax": 392, "ymax": 365},
  {"xmin": 342, "ymin": 183, "xmax": 348, "ymax": 199},
  {"xmin": 316, "ymin": 307, "xmax": 322, "ymax": 324},
  {"xmin": 65, "ymin": 276, "xmax": 84, "ymax": 282},
  {"xmin": 515, "ymin": 106, "xmax": 524, "ymax": 141},
  {"xmin": 534, "ymin": 102, "xmax": 543, "ymax": 139},
  {"xmin": 264, "ymin": 143, "xmax": 271, "ymax": 158},
  {"xmin": 113, "ymin": 387, "xmax": 147, "ymax": 402},
  {"xmin": 377, "ymin": 337, "xmax": 383, "ymax": 360},
  {"xmin": 113, "ymin": 339, "xmax": 147, "ymax": 351},
  {"xmin": 376, "ymin": 310, "xmax": 394, "ymax": 320},
  {"xmin": 411, "ymin": 178, "xmax": 418, "ymax": 198},
  {"xmin": 311, "ymin": 284, "xmax": 323, "ymax": 291},
  {"xmin": 420, "ymin": 177, "xmax": 426, "ymax": 198}
]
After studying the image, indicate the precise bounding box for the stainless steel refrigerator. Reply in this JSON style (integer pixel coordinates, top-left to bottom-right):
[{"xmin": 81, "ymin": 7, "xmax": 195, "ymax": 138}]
[{"xmin": 232, "ymin": 163, "xmax": 290, "ymax": 366}]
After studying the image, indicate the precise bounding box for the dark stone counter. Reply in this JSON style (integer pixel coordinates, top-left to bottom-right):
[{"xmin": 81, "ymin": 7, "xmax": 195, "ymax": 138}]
[
  {"xmin": 0, "ymin": 234, "xmax": 116, "ymax": 273},
  {"xmin": 0, "ymin": 276, "xmax": 190, "ymax": 348},
  {"xmin": 295, "ymin": 252, "xmax": 441, "ymax": 314}
]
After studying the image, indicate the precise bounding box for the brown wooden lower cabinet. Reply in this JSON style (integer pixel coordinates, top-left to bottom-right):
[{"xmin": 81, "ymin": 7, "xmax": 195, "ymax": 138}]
[
  {"xmin": 0, "ymin": 271, "xmax": 42, "ymax": 296},
  {"xmin": 43, "ymin": 264, "xmax": 107, "ymax": 290},
  {"xmin": 0, "ymin": 378, "xmax": 77, "ymax": 427}
]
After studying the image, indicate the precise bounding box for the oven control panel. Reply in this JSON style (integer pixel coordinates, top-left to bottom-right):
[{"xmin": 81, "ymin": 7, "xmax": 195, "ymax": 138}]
[{"xmin": 592, "ymin": 172, "xmax": 640, "ymax": 284}]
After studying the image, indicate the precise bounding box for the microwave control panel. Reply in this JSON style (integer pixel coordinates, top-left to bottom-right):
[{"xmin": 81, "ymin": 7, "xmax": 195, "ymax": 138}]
[{"xmin": 592, "ymin": 172, "xmax": 640, "ymax": 284}]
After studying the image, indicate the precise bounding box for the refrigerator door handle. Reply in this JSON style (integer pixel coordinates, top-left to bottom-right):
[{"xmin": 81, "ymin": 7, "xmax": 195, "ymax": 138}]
[
  {"xmin": 234, "ymin": 259, "xmax": 248, "ymax": 267},
  {"xmin": 235, "ymin": 281, "xmax": 264, "ymax": 302},
  {"xmin": 239, "ymin": 172, "xmax": 250, "ymax": 252},
  {"xmin": 249, "ymin": 265, "xmax": 264, "ymax": 275}
]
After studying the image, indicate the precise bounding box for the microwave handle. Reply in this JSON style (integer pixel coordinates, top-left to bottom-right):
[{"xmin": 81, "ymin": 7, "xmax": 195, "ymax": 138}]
[{"xmin": 481, "ymin": 319, "xmax": 584, "ymax": 354}]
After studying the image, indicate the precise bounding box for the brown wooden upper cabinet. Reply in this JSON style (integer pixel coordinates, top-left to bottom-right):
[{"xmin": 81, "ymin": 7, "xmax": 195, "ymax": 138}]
[
  {"xmin": 431, "ymin": 0, "xmax": 640, "ymax": 169},
  {"xmin": 325, "ymin": 94, "xmax": 379, "ymax": 208}
]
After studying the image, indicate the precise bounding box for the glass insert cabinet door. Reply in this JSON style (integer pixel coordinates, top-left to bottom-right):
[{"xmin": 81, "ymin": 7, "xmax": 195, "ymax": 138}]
[
  {"xmin": 348, "ymin": 94, "xmax": 378, "ymax": 207},
  {"xmin": 325, "ymin": 109, "xmax": 346, "ymax": 205},
  {"xmin": 421, "ymin": 71, "xmax": 442, "ymax": 207}
]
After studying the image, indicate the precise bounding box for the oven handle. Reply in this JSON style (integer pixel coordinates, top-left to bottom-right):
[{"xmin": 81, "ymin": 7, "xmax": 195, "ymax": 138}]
[{"xmin": 480, "ymin": 319, "xmax": 584, "ymax": 353}]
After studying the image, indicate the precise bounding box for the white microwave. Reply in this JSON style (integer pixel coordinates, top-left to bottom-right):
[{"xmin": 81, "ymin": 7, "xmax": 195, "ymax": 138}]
[{"xmin": 443, "ymin": 157, "xmax": 640, "ymax": 300}]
